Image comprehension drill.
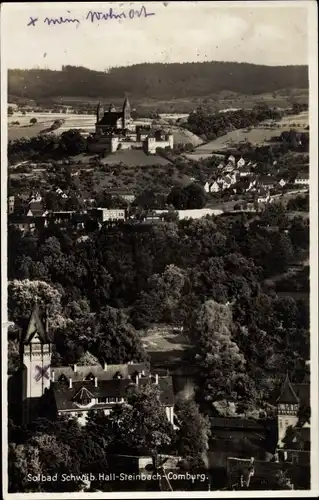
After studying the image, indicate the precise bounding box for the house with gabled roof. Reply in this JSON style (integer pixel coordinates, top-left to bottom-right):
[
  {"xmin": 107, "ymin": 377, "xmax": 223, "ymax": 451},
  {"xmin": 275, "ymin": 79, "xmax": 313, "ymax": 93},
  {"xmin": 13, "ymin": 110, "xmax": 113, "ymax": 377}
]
[
  {"xmin": 294, "ymin": 172, "xmax": 309, "ymax": 185},
  {"xmin": 237, "ymin": 157, "xmax": 245, "ymax": 168},
  {"xmin": 258, "ymin": 175, "xmax": 276, "ymax": 190},
  {"xmin": 16, "ymin": 304, "xmax": 175, "ymax": 426}
]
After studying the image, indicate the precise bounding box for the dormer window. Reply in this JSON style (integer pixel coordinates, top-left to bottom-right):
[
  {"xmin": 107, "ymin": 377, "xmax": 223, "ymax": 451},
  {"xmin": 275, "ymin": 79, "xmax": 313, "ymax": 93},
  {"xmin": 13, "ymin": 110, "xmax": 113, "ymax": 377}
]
[
  {"xmin": 113, "ymin": 371, "xmax": 123, "ymax": 380},
  {"xmin": 58, "ymin": 374, "xmax": 68, "ymax": 383},
  {"xmin": 131, "ymin": 371, "xmax": 139, "ymax": 381},
  {"xmin": 72, "ymin": 387, "xmax": 94, "ymax": 407},
  {"xmin": 85, "ymin": 373, "xmax": 95, "ymax": 381}
]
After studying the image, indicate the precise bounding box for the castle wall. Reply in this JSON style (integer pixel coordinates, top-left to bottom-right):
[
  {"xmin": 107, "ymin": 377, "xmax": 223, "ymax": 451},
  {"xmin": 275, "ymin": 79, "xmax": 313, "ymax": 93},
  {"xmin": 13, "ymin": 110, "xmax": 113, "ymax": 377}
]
[{"xmin": 147, "ymin": 139, "xmax": 173, "ymax": 154}]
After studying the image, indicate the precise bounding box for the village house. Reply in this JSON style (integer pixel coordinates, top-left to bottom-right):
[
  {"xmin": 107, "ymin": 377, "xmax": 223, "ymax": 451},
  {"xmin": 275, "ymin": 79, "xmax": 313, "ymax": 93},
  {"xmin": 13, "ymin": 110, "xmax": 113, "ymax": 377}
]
[
  {"xmin": 258, "ymin": 176, "xmax": 276, "ymax": 190},
  {"xmin": 26, "ymin": 193, "xmax": 48, "ymax": 218},
  {"xmin": 257, "ymin": 189, "xmax": 272, "ymax": 203},
  {"xmin": 237, "ymin": 157, "xmax": 245, "ymax": 168},
  {"xmin": 230, "ymin": 172, "xmax": 238, "ymax": 185},
  {"xmin": 209, "ymin": 181, "xmax": 221, "ymax": 193},
  {"xmin": 8, "ymin": 215, "xmax": 37, "ymax": 233},
  {"xmin": 109, "ymin": 190, "xmax": 136, "ymax": 203},
  {"xmin": 246, "ymin": 178, "xmax": 257, "ymax": 192},
  {"xmin": 7, "ymin": 195, "xmax": 15, "ymax": 214},
  {"xmin": 18, "ymin": 305, "xmax": 175, "ymax": 427},
  {"xmin": 239, "ymin": 169, "xmax": 251, "ymax": 178},
  {"xmin": 278, "ymin": 178, "xmax": 287, "ymax": 188},
  {"xmin": 294, "ymin": 173, "xmax": 309, "ymax": 186},
  {"xmin": 223, "ymin": 163, "xmax": 235, "ymax": 174},
  {"xmin": 88, "ymin": 207, "xmax": 127, "ymax": 222}
]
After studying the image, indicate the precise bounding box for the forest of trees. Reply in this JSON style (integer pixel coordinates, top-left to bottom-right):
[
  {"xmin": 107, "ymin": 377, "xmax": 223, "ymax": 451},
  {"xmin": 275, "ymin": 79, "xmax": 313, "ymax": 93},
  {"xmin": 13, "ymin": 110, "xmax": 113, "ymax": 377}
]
[
  {"xmin": 8, "ymin": 62, "xmax": 308, "ymax": 101},
  {"xmin": 8, "ymin": 202, "xmax": 309, "ymax": 407}
]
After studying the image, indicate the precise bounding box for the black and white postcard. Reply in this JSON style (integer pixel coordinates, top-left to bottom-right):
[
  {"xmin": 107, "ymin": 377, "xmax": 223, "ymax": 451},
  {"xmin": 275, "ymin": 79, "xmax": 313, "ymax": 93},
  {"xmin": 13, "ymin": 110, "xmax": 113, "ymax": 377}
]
[{"xmin": 1, "ymin": 1, "xmax": 318, "ymax": 498}]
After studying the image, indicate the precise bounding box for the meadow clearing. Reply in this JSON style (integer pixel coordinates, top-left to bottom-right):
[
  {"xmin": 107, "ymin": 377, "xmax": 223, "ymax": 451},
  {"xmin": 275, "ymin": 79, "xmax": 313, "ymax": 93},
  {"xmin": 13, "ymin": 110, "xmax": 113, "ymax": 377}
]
[{"xmin": 186, "ymin": 111, "xmax": 309, "ymax": 158}]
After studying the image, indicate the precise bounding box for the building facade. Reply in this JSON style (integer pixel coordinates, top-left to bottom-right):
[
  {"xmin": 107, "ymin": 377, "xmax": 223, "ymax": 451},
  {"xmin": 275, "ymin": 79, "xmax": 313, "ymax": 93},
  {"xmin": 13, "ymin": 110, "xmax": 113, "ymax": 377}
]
[{"xmin": 276, "ymin": 374, "xmax": 310, "ymax": 448}]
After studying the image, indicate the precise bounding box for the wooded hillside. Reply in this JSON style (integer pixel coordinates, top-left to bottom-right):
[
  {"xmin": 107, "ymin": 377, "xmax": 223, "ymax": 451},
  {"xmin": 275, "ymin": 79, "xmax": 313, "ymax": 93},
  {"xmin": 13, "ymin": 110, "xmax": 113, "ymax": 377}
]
[{"xmin": 8, "ymin": 61, "xmax": 308, "ymax": 101}]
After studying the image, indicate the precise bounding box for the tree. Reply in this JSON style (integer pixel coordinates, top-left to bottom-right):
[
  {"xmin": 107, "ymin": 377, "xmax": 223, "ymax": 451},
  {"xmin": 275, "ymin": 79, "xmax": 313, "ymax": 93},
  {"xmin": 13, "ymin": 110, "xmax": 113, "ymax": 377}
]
[
  {"xmin": 92, "ymin": 306, "xmax": 148, "ymax": 364},
  {"xmin": 8, "ymin": 279, "xmax": 65, "ymax": 331},
  {"xmin": 186, "ymin": 300, "xmax": 252, "ymax": 403},
  {"xmin": 30, "ymin": 118, "xmax": 37, "ymax": 125},
  {"xmin": 167, "ymin": 183, "xmax": 207, "ymax": 210},
  {"xmin": 59, "ymin": 129, "xmax": 86, "ymax": 156},
  {"xmin": 174, "ymin": 397, "xmax": 210, "ymax": 467},
  {"xmin": 273, "ymin": 470, "xmax": 293, "ymax": 490},
  {"xmin": 99, "ymin": 383, "xmax": 175, "ymax": 457},
  {"xmin": 8, "ymin": 339, "xmax": 20, "ymax": 375},
  {"xmin": 8, "ymin": 442, "xmax": 42, "ymax": 493},
  {"xmin": 133, "ymin": 265, "xmax": 189, "ymax": 327}
]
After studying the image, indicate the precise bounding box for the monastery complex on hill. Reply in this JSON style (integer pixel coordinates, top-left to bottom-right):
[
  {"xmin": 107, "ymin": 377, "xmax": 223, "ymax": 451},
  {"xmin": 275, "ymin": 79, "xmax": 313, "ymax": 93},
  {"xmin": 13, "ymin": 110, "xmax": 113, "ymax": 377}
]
[{"xmin": 87, "ymin": 97, "xmax": 174, "ymax": 154}]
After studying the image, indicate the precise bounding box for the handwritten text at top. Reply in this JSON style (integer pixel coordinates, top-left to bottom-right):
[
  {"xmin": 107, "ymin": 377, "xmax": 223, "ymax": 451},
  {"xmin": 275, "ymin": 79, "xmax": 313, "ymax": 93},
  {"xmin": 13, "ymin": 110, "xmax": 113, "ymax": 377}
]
[{"xmin": 27, "ymin": 6, "xmax": 156, "ymax": 27}]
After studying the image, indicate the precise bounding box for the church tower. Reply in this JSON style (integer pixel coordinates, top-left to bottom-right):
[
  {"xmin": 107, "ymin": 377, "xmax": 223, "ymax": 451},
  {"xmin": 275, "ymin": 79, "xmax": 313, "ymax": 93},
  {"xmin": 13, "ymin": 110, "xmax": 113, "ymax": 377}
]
[
  {"xmin": 276, "ymin": 374, "xmax": 300, "ymax": 447},
  {"xmin": 122, "ymin": 96, "xmax": 131, "ymax": 129},
  {"xmin": 20, "ymin": 303, "xmax": 52, "ymax": 424},
  {"xmin": 96, "ymin": 102, "xmax": 104, "ymax": 123}
]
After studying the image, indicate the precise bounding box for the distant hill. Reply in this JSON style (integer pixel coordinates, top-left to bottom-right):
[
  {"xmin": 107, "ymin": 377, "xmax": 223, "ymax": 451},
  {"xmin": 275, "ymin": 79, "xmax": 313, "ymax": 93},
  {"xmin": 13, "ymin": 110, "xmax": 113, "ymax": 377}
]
[{"xmin": 8, "ymin": 62, "xmax": 308, "ymax": 102}]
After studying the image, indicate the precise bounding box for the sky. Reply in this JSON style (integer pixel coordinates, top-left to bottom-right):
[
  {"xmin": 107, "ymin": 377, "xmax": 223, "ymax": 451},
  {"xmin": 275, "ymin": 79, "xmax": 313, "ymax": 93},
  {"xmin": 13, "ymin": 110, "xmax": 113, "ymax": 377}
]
[{"xmin": 2, "ymin": 1, "xmax": 310, "ymax": 71}]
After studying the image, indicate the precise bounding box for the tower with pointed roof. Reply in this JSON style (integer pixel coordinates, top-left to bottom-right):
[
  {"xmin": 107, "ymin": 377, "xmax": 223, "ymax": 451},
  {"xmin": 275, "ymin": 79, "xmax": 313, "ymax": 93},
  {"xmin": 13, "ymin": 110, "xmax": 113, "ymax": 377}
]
[
  {"xmin": 122, "ymin": 96, "xmax": 131, "ymax": 129},
  {"xmin": 276, "ymin": 373, "xmax": 300, "ymax": 447},
  {"xmin": 20, "ymin": 303, "xmax": 52, "ymax": 424}
]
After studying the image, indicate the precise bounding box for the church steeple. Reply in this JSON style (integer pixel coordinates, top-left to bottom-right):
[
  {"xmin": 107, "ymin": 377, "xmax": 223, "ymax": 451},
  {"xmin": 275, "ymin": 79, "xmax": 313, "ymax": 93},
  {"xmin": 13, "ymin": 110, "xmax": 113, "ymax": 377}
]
[
  {"xmin": 122, "ymin": 96, "xmax": 131, "ymax": 129},
  {"xmin": 123, "ymin": 96, "xmax": 130, "ymax": 111},
  {"xmin": 21, "ymin": 301, "xmax": 50, "ymax": 346},
  {"xmin": 276, "ymin": 373, "xmax": 300, "ymax": 406}
]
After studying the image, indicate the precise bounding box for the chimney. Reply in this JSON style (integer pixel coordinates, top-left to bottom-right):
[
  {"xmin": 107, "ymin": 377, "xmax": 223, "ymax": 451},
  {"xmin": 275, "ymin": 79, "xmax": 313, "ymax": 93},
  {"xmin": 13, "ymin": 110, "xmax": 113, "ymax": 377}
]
[
  {"xmin": 51, "ymin": 370, "xmax": 55, "ymax": 382},
  {"xmin": 69, "ymin": 378, "xmax": 72, "ymax": 389},
  {"xmin": 74, "ymin": 364, "xmax": 77, "ymax": 372},
  {"xmin": 94, "ymin": 377, "xmax": 98, "ymax": 387},
  {"xmin": 135, "ymin": 375, "xmax": 139, "ymax": 385},
  {"xmin": 155, "ymin": 374, "xmax": 159, "ymax": 385},
  {"xmin": 104, "ymin": 362, "xmax": 107, "ymax": 371},
  {"xmin": 45, "ymin": 306, "xmax": 49, "ymax": 334}
]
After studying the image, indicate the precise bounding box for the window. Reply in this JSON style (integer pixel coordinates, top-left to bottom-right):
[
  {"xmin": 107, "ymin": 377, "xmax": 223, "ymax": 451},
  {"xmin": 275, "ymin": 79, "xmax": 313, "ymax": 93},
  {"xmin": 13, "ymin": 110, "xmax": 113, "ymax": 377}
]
[
  {"xmin": 81, "ymin": 398, "xmax": 91, "ymax": 406},
  {"xmin": 109, "ymin": 397, "xmax": 116, "ymax": 403},
  {"xmin": 99, "ymin": 397, "xmax": 108, "ymax": 404}
]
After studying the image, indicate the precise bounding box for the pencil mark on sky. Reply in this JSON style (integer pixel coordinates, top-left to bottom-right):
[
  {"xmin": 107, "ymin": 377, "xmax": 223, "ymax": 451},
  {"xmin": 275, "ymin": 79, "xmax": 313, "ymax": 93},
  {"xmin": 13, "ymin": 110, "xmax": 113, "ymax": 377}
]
[
  {"xmin": 86, "ymin": 6, "xmax": 156, "ymax": 23},
  {"xmin": 27, "ymin": 6, "xmax": 155, "ymax": 27},
  {"xmin": 27, "ymin": 16, "xmax": 38, "ymax": 27}
]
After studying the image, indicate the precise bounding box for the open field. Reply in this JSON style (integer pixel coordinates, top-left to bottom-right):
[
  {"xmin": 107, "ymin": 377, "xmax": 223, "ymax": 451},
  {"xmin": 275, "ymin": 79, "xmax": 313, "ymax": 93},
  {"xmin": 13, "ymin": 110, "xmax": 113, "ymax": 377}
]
[
  {"xmin": 8, "ymin": 122, "xmax": 54, "ymax": 140},
  {"xmin": 186, "ymin": 111, "xmax": 309, "ymax": 157},
  {"xmin": 141, "ymin": 325, "xmax": 190, "ymax": 353},
  {"xmin": 50, "ymin": 89, "xmax": 308, "ymax": 113},
  {"xmin": 100, "ymin": 150, "xmax": 172, "ymax": 167}
]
